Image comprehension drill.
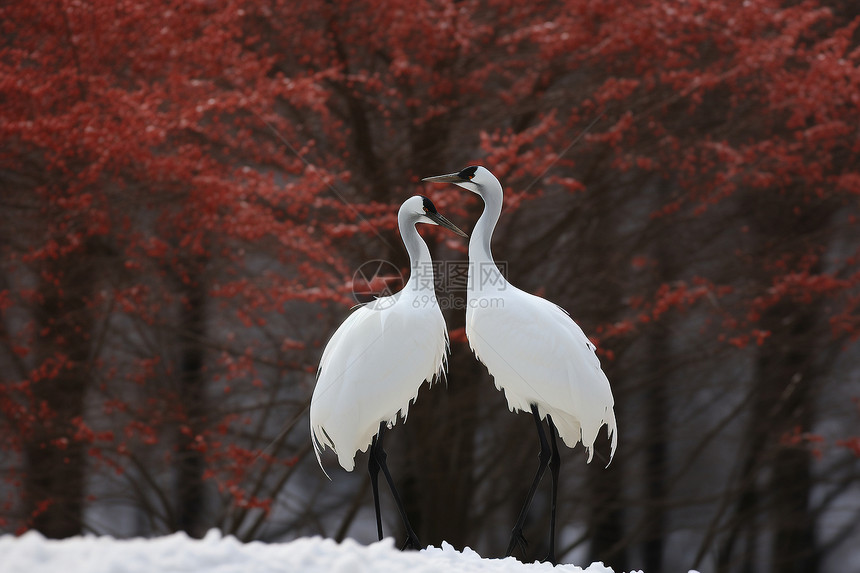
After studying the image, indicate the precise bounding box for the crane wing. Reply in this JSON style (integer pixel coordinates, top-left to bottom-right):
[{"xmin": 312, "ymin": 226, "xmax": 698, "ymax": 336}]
[
  {"xmin": 466, "ymin": 287, "xmax": 617, "ymax": 463},
  {"xmin": 311, "ymin": 295, "xmax": 448, "ymax": 472}
]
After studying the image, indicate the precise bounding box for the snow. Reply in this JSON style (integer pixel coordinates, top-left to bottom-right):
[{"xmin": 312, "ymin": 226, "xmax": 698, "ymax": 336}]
[{"xmin": 0, "ymin": 529, "xmax": 636, "ymax": 573}]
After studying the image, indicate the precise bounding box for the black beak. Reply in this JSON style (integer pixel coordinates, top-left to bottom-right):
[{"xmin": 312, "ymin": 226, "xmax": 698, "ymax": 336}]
[
  {"xmin": 426, "ymin": 211, "xmax": 468, "ymax": 238},
  {"xmin": 422, "ymin": 173, "xmax": 467, "ymax": 183}
]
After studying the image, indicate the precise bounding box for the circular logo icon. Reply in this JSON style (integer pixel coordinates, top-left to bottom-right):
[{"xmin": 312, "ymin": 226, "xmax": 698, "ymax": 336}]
[{"xmin": 351, "ymin": 259, "xmax": 403, "ymax": 308}]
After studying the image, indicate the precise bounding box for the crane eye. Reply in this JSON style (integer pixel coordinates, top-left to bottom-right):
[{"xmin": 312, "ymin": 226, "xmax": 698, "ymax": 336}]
[{"xmin": 458, "ymin": 166, "xmax": 478, "ymax": 180}]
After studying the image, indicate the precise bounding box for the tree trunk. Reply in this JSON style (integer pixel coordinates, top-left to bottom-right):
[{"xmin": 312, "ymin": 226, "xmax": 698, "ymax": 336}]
[
  {"xmin": 403, "ymin": 344, "xmax": 480, "ymax": 549},
  {"xmin": 175, "ymin": 275, "xmax": 208, "ymax": 537},
  {"xmin": 716, "ymin": 195, "xmax": 832, "ymax": 572},
  {"xmin": 586, "ymin": 458, "xmax": 626, "ymax": 570},
  {"xmin": 643, "ymin": 325, "xmax": 668, "ymax": 572},
  {"xmin": 760, "ymin": 302, "xmax": 819, "ymax": 573},
  {"xmin": 24, "ymin": 251, "xmax": 95, "ymax": 537},
  {"xmin": 582, "ymin": 175, "xmax": 629, "ymax": 571},
  {"xmin": 640, "ymin": 178, "xmax": 684, "ymax": 571}
]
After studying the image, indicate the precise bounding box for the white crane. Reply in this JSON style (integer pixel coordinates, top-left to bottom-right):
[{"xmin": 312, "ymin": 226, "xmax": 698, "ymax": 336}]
[
  {"xmin": 423, "ymin": 166, "xmax": 617, "ymax": 563},
  {"xmin": 310, "ymin": 195, "xmax": 467, "ymax": 550}
]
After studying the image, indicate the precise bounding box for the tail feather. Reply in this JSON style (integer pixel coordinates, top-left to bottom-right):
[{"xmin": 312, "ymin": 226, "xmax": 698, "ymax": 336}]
[{"xmin": 311, "ymin": 425, "xmax": 333, "ymax": 480}]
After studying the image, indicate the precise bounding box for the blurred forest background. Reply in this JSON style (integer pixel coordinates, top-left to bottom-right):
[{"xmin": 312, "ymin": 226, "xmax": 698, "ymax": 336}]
[{"xmin": 1, "ymin": 1, "xmax": 859, "ymax": 572}]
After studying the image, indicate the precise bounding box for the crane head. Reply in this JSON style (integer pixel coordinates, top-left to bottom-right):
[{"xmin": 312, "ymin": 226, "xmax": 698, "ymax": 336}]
[
  {"xmin": 402, "ymin": 195, "xmax": 468, "ymax": 237},
  {"xmin": 421, "ymin": 165, "xmax": 497, "ymax": 196}
]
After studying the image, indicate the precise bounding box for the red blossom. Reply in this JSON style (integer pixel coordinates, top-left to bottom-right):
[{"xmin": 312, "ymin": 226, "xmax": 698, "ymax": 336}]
[
  {"xmin": 836, "ymin": 438, "xmax": 860, "ymax": 458},
  {"xmin": 1, "ymin": 0, "xmax": 858, "ymax": 545}
]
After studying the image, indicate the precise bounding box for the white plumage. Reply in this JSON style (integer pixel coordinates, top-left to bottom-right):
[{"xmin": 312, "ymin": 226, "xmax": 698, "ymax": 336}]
[
  {"xmin": 310, "ymin": 195, "xmax": 465, "ymax": 472},
  {"xmin": 311, "ymin": 283, "xmax": 448, "ymax": 471},
  {"xmin": 425, "ymin": 165, "xmax": 617, "ymax": 461},
  {"xmin": 466, "ymin": 281, "xmax": 618, "ymax": 462},
  {"xmin": 423, "ymin": 165, "xmax": 617, "ymax": 563},
  {"xmin": 309, "ymin": 195, "xmax": 466, "ymax": 549}
]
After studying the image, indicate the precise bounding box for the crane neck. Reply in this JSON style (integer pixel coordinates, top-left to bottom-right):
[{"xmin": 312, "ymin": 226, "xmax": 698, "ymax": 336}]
[
  {"xmin": 469, "ymin": 182, "xmax": 504, "ymax": 292},
  {"xmin": 399, "ymin": 214, "xmax": 435, "ymax": 294}
]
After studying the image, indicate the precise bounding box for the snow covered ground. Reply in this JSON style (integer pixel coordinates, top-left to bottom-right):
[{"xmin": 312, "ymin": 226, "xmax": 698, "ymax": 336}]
[{"xmin": 0, "ymin": 529, "xmax": 658, "ymax": 573}]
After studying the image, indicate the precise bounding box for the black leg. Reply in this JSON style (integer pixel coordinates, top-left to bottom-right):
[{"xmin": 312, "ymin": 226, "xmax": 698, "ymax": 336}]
[
  {"xmin": 506, "ymin": 404, "xmax": 552, "ymax": 559},
  {"xmin": 370, "ymin": 423, "xmax": 423, "ymax": 550},
  {"xmin": 368, "ymin": 424, "xmax": 384, "ymax": 541},
  {"xmin": 545, "ymin": 415, "xmax": 561, "ymax": 565}
]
